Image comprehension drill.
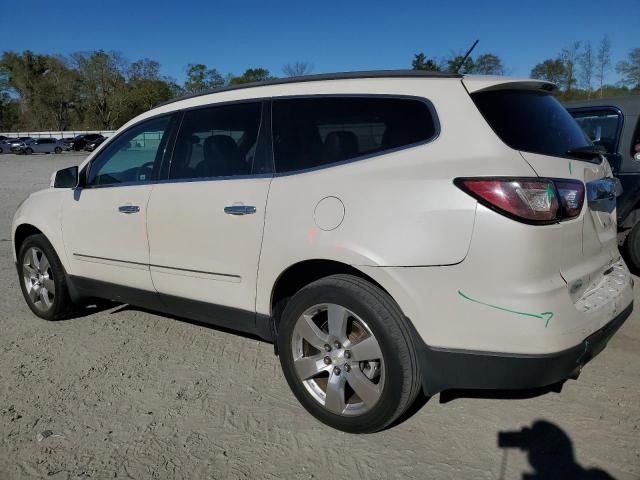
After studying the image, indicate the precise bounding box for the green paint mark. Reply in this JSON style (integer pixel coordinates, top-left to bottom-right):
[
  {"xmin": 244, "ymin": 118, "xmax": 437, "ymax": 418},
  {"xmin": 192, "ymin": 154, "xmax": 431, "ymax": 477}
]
[
  {"xmin": 458, "ymin": 290, "xmax": 554, "ymax": 328},
  {"xmin": 568, "ymin": 161, "xmax": 573, "ymax": 174}
]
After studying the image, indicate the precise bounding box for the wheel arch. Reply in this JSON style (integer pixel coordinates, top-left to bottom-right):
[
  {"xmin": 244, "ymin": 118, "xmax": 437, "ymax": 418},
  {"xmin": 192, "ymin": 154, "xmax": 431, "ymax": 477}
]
[
  {"xmin": 269, "ymin": 259, "xmax": 392, "ymax": 324},
  {"xmin": 13, "ymin": 223, "xmax": 45, "ymax": 260}
]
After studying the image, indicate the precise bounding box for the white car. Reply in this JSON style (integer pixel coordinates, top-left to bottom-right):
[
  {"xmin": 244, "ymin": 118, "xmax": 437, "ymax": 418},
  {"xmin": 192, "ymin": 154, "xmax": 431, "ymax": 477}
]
[{"xmin": 12, "ymin": 71, "xmax": 633, "ymax": 433}]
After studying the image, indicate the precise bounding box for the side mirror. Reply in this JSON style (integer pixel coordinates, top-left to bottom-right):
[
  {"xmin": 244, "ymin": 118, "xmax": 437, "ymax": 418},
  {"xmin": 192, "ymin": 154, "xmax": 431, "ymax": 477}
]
[{"xmin": 53, "ymin": 166, "xmax": 79, "ymax": 188}]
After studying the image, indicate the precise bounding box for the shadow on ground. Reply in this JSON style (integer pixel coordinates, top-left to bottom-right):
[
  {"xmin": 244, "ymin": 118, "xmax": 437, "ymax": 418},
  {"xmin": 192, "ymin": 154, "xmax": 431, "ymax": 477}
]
[{"xmin": 498, "ymin": 420, "xmax": 615, "ymax": 479}]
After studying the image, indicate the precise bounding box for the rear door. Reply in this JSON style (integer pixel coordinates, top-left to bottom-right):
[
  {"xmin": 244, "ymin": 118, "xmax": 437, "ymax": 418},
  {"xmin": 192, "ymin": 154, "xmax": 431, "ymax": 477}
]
[
  {"xmin": 146, "ymin": 101, "xmax": 272, "ymax": 320},
  {"xmin": 466, "ymin": 83, "xmax": 619, "ymax": 285}
]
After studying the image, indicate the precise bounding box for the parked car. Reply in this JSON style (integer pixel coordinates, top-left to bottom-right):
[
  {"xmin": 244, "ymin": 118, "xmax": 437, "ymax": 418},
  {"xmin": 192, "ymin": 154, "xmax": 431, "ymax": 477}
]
[
  {"xmin": 84, "ymin": 136, "xmax": 107, "ymax": 152},
  {"xmin": 12, "ymin": 71, "xmax": 633, "ymax": 433},
  {"xmin": 565, "ymin": 96, "xmax": 640, "ymax": 269},
  {"xmin": 7, "ymin": 137, "xmax": 33, "ymax": 153},
  {"xmin": 0, "ymin": 137, "xmax": 21, "ymax": 154},
  {"xmin": 72, "ymin": 133, "xmax": 104, "ymax": 151},
  {"xmin": 62, "ymin": 137, "xmax": 75, "ymax": 151},
  {"xmin": 13, "ymin": 137, "xmax": 64, "ymax": 155}
]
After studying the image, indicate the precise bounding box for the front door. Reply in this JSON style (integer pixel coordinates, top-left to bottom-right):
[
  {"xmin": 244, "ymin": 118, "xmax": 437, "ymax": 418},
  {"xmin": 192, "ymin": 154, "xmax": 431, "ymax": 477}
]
[
  {"xmin": 62, "ymin": 114, "xmax": 174, "ymax": 291},
  {"xmin": 147, "ymin": 101, "xmax": 271, "ymax": 317}
]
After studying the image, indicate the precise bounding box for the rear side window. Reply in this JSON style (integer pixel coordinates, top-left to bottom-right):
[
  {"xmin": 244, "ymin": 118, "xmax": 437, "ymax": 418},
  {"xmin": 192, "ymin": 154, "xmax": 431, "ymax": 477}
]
[
  {"xmin": 272, "ymin": 96, "xmax": 437, "ymax": 173},
  {"xmin": 471, "ymin": 90, "xmax": 591, "ymax": 160},
  {"xmin": 169, "ymin": 102, "xmax": 262, "ymax": 180},
  {"xmin": 569, "ymin": 108, "xmax": 623, "ymax": 155}
]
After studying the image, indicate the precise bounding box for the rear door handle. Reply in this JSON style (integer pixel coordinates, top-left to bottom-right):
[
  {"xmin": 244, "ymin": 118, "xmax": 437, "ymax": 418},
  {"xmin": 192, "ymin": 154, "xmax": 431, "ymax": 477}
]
[
  {"xmin": 118, "ymin": 205, "xmax": 140, "ymax": 214},
  {"xmin": 224, "ymin": 205, "xmax": 256, "ymax": 215}
]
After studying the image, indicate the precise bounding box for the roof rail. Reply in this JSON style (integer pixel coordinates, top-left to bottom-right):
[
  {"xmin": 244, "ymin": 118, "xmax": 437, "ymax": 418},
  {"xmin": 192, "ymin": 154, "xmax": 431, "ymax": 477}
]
[{"xmin": 156, "ymin": 69, "xmax": 462, "ymax": 108}]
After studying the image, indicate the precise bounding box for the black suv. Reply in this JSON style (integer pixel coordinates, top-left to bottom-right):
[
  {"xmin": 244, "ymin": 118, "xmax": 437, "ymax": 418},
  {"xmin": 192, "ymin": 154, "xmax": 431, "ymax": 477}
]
[
  {"xmin": 72, "ymin": 133, "xmax": 104, "ymax": 151},
  {"xmin": 566, "ymin": 96, "xmax": 640, "ymax": 269}
]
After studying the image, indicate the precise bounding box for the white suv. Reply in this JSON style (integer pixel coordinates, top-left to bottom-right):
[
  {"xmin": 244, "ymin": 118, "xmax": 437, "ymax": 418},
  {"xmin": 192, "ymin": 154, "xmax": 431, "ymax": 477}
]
[{"xmin": 12, "ymin": 71, "xmax": 633, "ymax": 433}]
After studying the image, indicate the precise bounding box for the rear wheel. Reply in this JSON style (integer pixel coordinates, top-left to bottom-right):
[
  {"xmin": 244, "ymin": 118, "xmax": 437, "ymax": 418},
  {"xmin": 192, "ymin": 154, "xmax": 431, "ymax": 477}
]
[
  {"xmin": 18, "ymin": 234, "xmax": 73, "ymax": 320},
  {"xmin": 277, "ymin": 274, "xmax": 421, "ymax": 433},
  {"xmin": 54, "ymin": 147, "xmax": 62, "ymax": 154}
]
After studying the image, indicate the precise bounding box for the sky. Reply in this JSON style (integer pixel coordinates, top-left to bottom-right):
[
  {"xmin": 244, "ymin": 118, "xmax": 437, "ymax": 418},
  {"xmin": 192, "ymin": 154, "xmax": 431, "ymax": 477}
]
[{"xmin": 1, "ymin": 0, "xmax": 638, "ymax": 84}]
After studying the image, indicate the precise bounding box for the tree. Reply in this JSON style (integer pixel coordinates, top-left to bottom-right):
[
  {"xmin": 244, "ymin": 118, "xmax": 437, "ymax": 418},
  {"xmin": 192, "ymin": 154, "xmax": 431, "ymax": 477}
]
[
  {"xmin": 229, "ymin": 68, "xmax": 273, "ymax": 85},
  {"xmin": 616, "ymin": 47, "xmax": 640, "ymax": 89},
  {"xmin": 283, "ymin": 61, "xmax": 313, "ymax": 77},
  {"xmin": 578, "ymin": 41, "xmax": 595, "ymax": 97},
  {"xmin": 37, "ymin": 56, "xmax": 79, "ymax": 131},
  {"xmin": 595, "ymin": 36, "xmax": 612, "ymax": 98},
  {"xmin": 129, "ymin": 58, "xmax": 161, "ymax": 81},
  {"xmin": 531, "ymin": 59, "xmax": 567, "ymax": 86},
  {"xmin": 446, "ymin": 54, "xmax": 475, "ymax": 74},
  {"xmin": 411, "ymin": 53, "xmax": 441, "ymax": 71},
  {"xmin": 474, "ymin": 54, "xmax": 504, "ymax": 75},
  {"xmin": 72, "ymin": 50, "xmax": 129, "ymax": 129},
  {"xmin": 560, "ymin": 41, "xmax": 581, "ymax": 93},
  {"xmin": 183, "ymin": 64, "xmax": 224, "ymax": 93}
]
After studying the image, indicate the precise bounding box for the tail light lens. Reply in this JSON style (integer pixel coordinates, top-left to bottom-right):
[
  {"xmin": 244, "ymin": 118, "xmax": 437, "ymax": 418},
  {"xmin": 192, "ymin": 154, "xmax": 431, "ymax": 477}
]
[{"xmin": 454, "ymin": 178, "xmax": 585, "ymax": 224}]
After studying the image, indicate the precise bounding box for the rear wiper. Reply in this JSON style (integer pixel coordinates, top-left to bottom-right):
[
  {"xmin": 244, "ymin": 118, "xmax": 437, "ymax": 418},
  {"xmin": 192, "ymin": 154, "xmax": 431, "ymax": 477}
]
[{"xmin": 566, "ymin": 145, "xmax": 606, "ymax": 159}]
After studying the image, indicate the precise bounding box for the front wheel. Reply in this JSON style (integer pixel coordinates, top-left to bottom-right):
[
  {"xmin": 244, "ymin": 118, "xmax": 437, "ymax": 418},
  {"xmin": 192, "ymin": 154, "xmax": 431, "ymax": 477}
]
[
  {"xmin": 18, "ymin": 234, "xmax": 73, "ymax": 320},
  {"xmin": 277, "ymin": 274, "xmax": 422, "ymax": 433},
  {"xmin": 24, "ymin": 147, "xmax": 33, "ymax": 155},
  {"xmin": 54, "ymin": 147, "xmax": 62, "ymax": 154}
]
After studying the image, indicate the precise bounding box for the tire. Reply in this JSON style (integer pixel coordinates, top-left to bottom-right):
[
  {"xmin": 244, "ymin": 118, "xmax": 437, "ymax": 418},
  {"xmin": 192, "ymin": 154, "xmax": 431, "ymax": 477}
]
[
  {"xmin": 624, "ymin": 223, "xmax": 640, "ymax": 272},
  {"xmin": 277, "ymin": 274, "xmax": 421, "ymax": 433},
  {"xmin": 24, "ymin": 147, "xmax": 33, "ymax": 155},
  {"xmin": 54, "ymin": 147, "xmax": 62, "ymax": 154},
  {"xmin": 17, "ymin": 234, "xmax": 73, "ymax": 320},
  {"xmin": 0, "ymin": 147, "xmax": 3, "ymax": 154}
]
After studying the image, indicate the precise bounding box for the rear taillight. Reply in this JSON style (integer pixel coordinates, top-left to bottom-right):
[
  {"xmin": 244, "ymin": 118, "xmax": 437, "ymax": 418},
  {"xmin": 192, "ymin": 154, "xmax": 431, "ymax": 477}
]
[{"xmin": 454, "ymin": 177, "xmax": 585, "ymax": 224}]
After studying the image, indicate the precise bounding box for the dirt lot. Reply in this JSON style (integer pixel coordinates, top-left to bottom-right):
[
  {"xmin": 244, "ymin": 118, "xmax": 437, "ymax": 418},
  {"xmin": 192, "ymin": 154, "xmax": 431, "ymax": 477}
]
[{"xmin": 0, "ymin": 153, "xmax": 638, "ymax": 480}]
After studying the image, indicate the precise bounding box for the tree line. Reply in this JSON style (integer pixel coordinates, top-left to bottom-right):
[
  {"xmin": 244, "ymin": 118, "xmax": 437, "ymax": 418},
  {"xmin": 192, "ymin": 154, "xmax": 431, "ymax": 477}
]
[
  {"xmin": 412, "ymin": 38, "xmax": 640, "ymax": 100},
  {"xmin": 0, "ymin": 51, "xmax": 313, "ymax": 132},
  {"xmin": 0, "ymin": 39, "xmax": 638, "ymax": 132}
]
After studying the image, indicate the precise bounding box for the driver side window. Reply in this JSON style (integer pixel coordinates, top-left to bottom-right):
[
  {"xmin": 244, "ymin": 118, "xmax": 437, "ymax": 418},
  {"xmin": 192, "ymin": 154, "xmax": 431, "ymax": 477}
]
[{"xmin": 86, "ymin": 115, "xmax": 172, "ymax": 187}]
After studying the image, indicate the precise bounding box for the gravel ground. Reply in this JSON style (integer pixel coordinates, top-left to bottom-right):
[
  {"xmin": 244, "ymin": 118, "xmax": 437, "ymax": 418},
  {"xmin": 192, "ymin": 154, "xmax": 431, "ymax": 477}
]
[{"xmin": 0, "ymin": 153, "xmax": 639, "ymax": 480}]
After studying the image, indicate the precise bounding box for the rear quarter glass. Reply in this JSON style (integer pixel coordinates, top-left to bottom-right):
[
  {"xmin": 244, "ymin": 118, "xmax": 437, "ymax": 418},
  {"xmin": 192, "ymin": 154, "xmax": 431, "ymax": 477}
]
[{"xmin": 471, "ymin": 89, "xmax": 594, "ymax": 162}]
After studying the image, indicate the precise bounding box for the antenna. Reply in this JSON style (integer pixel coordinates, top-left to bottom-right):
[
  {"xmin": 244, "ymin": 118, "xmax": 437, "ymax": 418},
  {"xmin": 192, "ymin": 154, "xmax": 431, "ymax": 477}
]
[{"xmin": 455, "ymin": 39, "xmax": 479, "ymax": 74}]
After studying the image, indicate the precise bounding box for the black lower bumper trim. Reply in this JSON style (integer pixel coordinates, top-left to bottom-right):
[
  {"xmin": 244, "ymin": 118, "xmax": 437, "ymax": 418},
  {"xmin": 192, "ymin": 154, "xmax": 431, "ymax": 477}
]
[{"xmin": 418, "ymin": 302, "xmax": 633, "ymax": 395}]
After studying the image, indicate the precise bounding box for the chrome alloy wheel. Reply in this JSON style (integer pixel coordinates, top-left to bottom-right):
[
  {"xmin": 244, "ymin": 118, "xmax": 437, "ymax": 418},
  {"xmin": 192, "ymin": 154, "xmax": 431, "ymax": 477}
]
[
  {"xmin": 291, "ymin": 303, "xmax": 385, "ymax": 416},
  {"xmin": 22, "ymin": 247, "xmax": 55, "ymax": 312}
]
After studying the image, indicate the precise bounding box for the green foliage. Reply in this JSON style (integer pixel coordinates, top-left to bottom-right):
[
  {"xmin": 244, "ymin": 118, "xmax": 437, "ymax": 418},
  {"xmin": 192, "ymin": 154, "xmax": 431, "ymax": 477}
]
[
  {"xmin": 617, "ymin": 48, "xmax": 640, "ymax": 89},
  {"xmin": 474, "ymin": 54, "xmax": 504, "ymax": 75},
  {"xmin": 229, "ymin": 68, "xmax": 273, "ymax": 85},
  {"xmin": 411, "ymin": 53, "xmax": 441, "ymax": 71},
  {"xmin": 530, "ymin": 59, "xmax": 567, "ymax": 85},
  {"xmin": 184, "ymin": 64, "xmax": 224, "ymax": 93},
  {"xmin": 446, "ymin": 55, "xmax": 475, "ymax": 74}
]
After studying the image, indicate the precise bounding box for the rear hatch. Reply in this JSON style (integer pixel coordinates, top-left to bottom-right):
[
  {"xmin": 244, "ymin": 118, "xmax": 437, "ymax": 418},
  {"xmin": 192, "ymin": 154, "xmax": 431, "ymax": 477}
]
[{"xmin": 464, "ymin": 78, "xmax": 620, "ymax": 303}]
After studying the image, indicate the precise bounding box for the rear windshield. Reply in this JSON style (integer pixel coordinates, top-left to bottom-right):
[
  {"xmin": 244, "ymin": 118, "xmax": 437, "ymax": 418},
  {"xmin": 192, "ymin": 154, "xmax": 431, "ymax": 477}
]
[{"xmin": 471, "ymin": 90, "xmax": 593, "ymax": 161}]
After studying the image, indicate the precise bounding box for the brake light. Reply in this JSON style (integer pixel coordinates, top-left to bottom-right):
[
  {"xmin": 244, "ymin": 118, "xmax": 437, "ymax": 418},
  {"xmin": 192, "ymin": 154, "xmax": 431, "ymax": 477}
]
[{"xmin": 454, "ymin": 178, "xmax": 585, "ymax": 224}]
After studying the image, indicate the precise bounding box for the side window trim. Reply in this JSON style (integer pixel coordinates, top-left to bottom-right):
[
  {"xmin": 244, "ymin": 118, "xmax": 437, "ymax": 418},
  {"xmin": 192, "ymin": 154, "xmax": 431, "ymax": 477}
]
[
  {"xmin": 568, "ymin": 106, "xmax": 624, "ymax": 155},
  {"xmin": 159, "ymin": 99, "xmax": 273, "ymax": 183},
  {"xmin": 270, "ymin": 94, "xmax": 440, "ymax": 176},
  {"xmin": 80, "ymin": 112, "xmax": 179, "ymax": 189}
]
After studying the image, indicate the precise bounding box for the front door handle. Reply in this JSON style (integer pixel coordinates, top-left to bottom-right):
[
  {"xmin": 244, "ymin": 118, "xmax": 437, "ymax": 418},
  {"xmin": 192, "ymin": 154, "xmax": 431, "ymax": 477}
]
[
  {"xmin": 118, "ymin": 205, "xmax": 140, "ymax": 214},
  {"xmin": 224, "ymin": 205, "xmax": 256, "ymax": 215}
]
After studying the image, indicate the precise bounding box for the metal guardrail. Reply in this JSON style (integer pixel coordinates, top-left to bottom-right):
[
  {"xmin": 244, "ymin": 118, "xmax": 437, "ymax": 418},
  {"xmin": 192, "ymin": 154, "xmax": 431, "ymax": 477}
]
[{"xmin": 0, "ymin": 130, "xmax": 116, "ymax": 139}]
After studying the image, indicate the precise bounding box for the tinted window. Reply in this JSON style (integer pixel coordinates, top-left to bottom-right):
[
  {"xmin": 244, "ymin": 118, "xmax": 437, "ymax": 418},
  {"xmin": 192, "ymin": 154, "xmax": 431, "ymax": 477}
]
[
  {"xmin": 570, "ymin": 109, "xmax": 622, "ymax": 154},
  {"xmin": 272, "ymin": 97, "xmax": 437, "ymax": 173},
  {"xmin": 170, "ymin": 102, "xmax": 262, "ymax": 179},
  {"xmin": 86, "ymin": 115, "xmax": 171, "ymax": 186},
  {"xmin": 472, "ymin": 90, "xmax": 591, "ymax": 160}
]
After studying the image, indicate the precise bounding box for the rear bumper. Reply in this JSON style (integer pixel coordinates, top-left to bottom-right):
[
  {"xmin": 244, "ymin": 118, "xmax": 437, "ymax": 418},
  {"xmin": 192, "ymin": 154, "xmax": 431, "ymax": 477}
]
[{"xmin": 418, "ymin": 301, "xmax": 632, "ymax": 395}]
